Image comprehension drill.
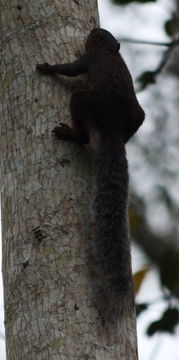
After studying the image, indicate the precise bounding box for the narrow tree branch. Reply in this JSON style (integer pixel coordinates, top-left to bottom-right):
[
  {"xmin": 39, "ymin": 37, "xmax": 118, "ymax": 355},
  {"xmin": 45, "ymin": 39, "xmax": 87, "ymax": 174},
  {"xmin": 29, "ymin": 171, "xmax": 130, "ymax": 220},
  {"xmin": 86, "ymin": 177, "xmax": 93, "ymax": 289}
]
[
  {"xmin": 121, "ymin": 37, "xmax": 179, "ymax": 90},
  {"xmin": 119, "ymin": 37, "xmax": 179, "ymax": 47}
]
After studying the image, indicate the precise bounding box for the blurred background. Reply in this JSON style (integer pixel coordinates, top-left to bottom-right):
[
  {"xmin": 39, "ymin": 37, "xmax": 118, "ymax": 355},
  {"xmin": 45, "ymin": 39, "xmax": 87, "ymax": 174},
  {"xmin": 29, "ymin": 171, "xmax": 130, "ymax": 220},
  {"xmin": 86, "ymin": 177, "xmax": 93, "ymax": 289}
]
[
  {"xmin": 97, "ymin": 0, "xmax": 179, "ymax": 358},
  {"xmin": 0, "ymin": 0, "xmax": 179, "ymax": 359}
]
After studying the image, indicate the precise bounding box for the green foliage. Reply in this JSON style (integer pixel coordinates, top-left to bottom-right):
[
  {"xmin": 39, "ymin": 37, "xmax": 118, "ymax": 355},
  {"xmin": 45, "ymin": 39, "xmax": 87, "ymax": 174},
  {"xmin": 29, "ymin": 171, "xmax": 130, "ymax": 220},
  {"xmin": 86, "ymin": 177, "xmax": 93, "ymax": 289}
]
[
  {"xmin": 137, "ymin": 71, "xmax": 156, "ymax": 89},
  {"xmin": 112, "ymin": 0, "xmax": 157, "ymax": 5},
  {"xmin": 159, "ymin": 248, "xmax": 179, "ymax": 294},
  {"xmin": 164, "ymin": 15, "xmax": 179, "ymax": 36},
  {"xmin": 164, "ymin": 20, "xmax": 174, "ymax": 36},
  {"xmin": 147, "ymin": 308, "xmax": 179, "ymax": 336},
  {"xmin": 136, "ymin": 303, "xmax": 148, "ymax": 317}
]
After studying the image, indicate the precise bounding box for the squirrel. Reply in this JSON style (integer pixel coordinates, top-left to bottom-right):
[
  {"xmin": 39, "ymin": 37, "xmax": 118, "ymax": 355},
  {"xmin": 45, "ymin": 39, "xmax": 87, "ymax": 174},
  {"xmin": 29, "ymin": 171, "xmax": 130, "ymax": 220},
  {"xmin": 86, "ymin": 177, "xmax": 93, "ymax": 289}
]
[{"xmin": 36, "ymin": 28, "xmax": 145, "ymax": 312}]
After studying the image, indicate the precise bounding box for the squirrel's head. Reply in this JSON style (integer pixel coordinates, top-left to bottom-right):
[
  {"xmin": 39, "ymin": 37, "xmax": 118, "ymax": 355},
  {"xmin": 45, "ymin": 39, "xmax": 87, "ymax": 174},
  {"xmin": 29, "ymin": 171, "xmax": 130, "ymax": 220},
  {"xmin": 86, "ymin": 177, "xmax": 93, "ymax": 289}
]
[{"xmin": 85, "ymin": 28, "xmax": 120, "ymax": 53}]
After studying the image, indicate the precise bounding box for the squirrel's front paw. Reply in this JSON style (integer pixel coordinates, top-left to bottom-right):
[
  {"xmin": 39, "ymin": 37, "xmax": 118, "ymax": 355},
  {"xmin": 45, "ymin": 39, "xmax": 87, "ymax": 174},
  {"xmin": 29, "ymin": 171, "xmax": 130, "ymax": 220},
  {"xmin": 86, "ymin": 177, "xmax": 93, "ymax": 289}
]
[
  {"xmin": 52, "ymin": 124, "xmax": 89, "ymax": 144},
  {"xmin": 36, "ymin": 63, "xmax": 55, "ymax": 75},
  {"xmin": 52, "ymin": 124, "xmax": 73, "ymax": 140}
]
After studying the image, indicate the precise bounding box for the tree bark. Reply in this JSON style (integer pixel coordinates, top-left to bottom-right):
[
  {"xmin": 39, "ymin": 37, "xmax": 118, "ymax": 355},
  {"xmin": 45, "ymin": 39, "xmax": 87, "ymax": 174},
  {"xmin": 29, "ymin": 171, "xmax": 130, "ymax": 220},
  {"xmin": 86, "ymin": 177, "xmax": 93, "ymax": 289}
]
[{"xmin": 0, "ymin": 1, "xmax": 138, "ymax": 359}]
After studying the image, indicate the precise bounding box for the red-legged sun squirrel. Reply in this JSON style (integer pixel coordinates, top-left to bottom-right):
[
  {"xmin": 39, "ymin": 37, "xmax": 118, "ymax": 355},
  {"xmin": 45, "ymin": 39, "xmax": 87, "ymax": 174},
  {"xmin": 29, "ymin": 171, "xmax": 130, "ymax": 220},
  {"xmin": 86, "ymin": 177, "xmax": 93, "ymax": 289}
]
[{"xmin": 36, "ymin": 28, "xmax": 145, "ymax": 296}]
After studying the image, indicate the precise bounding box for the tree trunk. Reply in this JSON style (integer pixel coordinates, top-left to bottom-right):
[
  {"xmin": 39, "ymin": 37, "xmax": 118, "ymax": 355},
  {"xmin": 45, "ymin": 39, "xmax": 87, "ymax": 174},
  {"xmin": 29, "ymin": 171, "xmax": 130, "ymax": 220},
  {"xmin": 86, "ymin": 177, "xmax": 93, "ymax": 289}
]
[{"xmin": 0, "ymin": 1, "xmax": 138, "ymax": 359}]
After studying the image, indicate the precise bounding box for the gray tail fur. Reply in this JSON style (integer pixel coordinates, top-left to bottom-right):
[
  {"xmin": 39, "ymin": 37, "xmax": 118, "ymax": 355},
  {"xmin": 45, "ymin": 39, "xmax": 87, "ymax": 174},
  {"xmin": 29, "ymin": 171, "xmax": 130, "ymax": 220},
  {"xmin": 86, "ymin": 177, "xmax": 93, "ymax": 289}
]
[{"xmin": 94, "ymin": 135, "xmax": 132, "ymax": 294}]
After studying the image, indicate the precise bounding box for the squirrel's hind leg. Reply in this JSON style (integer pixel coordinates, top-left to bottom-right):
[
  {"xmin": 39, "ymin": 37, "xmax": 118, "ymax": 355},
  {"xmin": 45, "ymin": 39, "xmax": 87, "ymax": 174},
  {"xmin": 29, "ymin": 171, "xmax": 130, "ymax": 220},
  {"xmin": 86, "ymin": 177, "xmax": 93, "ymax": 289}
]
[{"xmin": 53, "ymin": 89, "xmax": 93, "ymax": 144}]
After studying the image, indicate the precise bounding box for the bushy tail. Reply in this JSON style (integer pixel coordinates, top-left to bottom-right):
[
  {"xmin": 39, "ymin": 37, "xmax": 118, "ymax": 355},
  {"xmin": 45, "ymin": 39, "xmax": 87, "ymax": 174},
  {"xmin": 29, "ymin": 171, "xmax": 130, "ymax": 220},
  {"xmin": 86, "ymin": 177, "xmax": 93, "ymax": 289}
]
[{"xmin": 94, "ymin": 135, "xmax": 132, "ymax": 294}]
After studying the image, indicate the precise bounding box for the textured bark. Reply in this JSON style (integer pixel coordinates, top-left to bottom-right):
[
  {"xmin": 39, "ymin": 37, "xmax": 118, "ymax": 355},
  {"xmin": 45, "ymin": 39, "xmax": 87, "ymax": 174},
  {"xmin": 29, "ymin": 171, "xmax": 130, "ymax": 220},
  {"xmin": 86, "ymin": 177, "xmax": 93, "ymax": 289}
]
[{"xmin": 0, "ymin": 0, "xmax": 138, "ymax": 359}]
